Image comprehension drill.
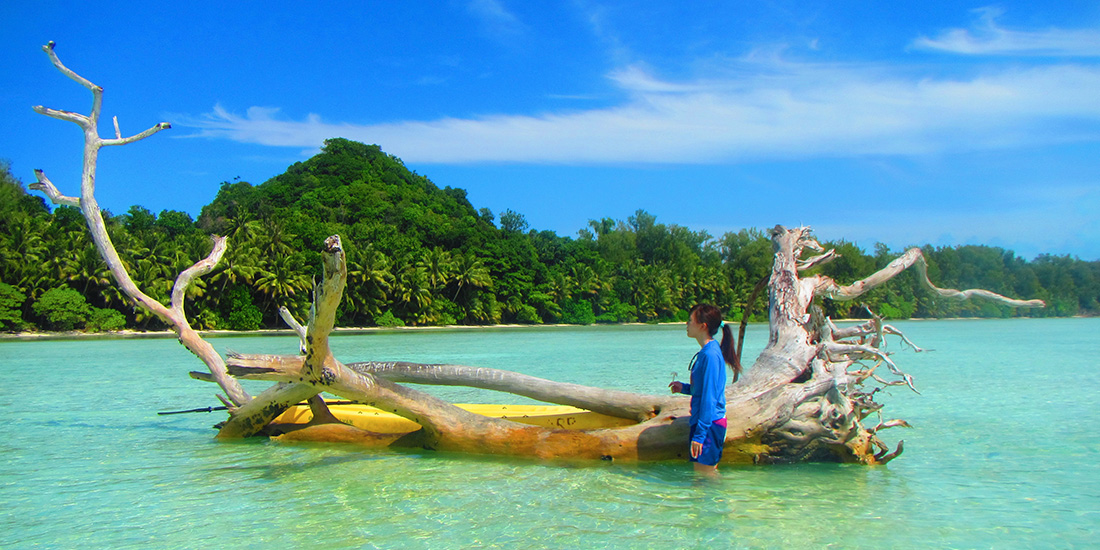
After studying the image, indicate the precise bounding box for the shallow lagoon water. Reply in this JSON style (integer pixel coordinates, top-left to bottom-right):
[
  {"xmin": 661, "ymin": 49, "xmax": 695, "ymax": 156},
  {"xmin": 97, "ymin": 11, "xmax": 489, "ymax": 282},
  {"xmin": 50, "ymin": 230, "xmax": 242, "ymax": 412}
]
[{"xmin": 1, "ymin": 319, "xmax": 1097, "ymax": 548}]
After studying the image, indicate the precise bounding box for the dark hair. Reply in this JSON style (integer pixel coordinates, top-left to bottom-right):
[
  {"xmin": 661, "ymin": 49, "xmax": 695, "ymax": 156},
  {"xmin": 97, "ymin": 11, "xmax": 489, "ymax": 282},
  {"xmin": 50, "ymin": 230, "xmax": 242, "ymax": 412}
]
[{"xmin": 690, "ymin": 304, "xmax": 742, "ymax": 381}]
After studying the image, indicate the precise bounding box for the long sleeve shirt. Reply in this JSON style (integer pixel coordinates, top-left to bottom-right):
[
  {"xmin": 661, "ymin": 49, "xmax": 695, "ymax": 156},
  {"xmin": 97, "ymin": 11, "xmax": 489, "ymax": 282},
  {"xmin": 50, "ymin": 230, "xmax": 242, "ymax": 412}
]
[{"xmin": 678, "ymin": 340, "xmax": 728, "ymax": 443}]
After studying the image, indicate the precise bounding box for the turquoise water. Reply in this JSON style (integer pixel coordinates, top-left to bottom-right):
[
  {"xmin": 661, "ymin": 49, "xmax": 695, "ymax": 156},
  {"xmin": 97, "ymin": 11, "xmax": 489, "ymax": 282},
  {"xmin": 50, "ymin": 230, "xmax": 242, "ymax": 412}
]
[{"xmin": 1, "ymin": 319, "xmax": 1097, "ymax": 548}]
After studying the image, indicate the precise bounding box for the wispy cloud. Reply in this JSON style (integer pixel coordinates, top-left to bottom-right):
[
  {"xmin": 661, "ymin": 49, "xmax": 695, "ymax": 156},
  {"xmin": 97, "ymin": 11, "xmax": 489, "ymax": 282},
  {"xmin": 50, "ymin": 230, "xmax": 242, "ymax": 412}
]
[
  {"xmin": 912, "ymin": 7, "xmax": 1100, "ymax": 56},
  {"xmin": 466, "ymin": 0, "xmax": 526, "ymax": 40},
  {"xmin": 174, "ymin": 56, "xmax": 1100, "ymax": 165}
]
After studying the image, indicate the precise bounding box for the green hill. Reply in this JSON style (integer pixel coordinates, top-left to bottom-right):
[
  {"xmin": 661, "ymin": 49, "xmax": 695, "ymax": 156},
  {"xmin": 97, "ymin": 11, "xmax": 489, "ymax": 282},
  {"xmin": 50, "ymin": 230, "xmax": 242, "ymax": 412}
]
[{"xmin": 198, "ymin": 139, "xmax": 495, "ymax": 257}]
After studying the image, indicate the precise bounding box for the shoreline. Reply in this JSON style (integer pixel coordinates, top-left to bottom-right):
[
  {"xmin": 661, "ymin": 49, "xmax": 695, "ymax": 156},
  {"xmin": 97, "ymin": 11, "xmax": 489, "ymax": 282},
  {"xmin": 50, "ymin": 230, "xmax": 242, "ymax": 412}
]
[
  {"xmin": 0, "ymin": 322, "xmax": 665, "ymax": 342},
  {"xmin": 0, "ymin": 316, "xmax": 1082, "ymax": 342}
]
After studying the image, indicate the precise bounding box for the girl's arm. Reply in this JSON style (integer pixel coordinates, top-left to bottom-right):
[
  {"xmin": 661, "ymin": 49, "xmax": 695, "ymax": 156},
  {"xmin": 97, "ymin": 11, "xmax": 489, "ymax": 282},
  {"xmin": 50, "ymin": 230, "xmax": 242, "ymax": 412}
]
[{"xmin": 691, "ymin": 355, "xmax": 722, "ymax": 443}]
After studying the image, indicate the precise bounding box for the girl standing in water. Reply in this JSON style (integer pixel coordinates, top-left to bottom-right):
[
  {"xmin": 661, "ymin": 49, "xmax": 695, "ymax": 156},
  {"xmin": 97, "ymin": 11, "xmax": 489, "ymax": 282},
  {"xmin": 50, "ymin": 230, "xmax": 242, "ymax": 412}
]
[{"xmin": 669, "ymin": 304, "xmax": 741, "ymax": 473}]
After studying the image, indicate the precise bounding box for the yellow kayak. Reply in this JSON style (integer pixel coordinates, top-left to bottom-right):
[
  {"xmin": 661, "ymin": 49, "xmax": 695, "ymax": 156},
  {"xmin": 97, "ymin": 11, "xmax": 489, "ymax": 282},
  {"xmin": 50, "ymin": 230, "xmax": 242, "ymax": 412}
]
[{"xmin": 272, "ymin": 401, "xmax": 637, "ymax": 433}]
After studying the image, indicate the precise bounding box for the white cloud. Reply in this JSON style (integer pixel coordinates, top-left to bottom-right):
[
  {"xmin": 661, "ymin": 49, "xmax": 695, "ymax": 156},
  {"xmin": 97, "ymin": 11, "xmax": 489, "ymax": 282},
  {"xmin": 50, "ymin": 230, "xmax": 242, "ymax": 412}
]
[
  {"xmin": 175, "ymin": 59, "xmax": 1100, "ymax": 165},
  {"xmin": 466, "ymin": 0, "xmax": 525, "ymax": 39},
  {"xmin": 912, "ymin": 7, "xmax": 1100, "ymax": 57}
]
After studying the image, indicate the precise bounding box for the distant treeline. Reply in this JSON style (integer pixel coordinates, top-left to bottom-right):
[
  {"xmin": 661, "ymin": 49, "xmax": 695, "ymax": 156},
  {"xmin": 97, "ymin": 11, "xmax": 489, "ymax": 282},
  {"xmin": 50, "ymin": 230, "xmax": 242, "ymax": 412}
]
[{"xmin": 1, "ymin": 139, "xmax": 1096, "ymax": 332}]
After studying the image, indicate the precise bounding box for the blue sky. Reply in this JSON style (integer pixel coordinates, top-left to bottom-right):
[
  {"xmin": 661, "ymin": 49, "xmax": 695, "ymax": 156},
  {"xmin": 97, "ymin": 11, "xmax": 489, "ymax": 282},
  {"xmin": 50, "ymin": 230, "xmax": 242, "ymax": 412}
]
[{"xmin": 2, "ymin": 1, "xmax": 1099, "ymax": 260}]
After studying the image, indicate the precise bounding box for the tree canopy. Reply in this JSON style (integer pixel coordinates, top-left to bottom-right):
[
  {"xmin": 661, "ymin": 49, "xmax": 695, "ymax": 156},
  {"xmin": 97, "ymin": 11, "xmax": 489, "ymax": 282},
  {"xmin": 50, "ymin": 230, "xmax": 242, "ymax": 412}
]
[{"xmin": 1, "ymin": 143, "xmax": 1096, "ymax": 333}]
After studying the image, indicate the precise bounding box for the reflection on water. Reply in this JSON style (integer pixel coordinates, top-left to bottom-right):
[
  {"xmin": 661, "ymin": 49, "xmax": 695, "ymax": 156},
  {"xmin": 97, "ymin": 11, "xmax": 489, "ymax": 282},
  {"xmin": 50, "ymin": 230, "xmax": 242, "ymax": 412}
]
[{"xmin": 1, "ymin": 319, "xmax": 1097, "ymax": 548}]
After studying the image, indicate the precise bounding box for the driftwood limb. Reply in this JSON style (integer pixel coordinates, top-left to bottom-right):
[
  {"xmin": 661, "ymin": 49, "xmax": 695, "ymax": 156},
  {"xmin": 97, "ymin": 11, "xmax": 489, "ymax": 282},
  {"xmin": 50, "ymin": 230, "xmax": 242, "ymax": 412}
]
[
  {"xmin": 226, "ymin": 353, "xmax": 668, "ymax": 422},
  {"xmin": 171, "ymin": 236, "xmax": 227, "ymax": 317},
  {"xmin": 29, "ymin": 42, "xmax": 248, "ymax": 408},
  {"xmin": 829, "ymin": 318, "xmax": 926, "ymax": 353},
  {"xmin": 28, "ymin": 170, "xmax": 78, "ymax": 207},
  {"xmin": 812, "ymin": 247, "xmax": 1045, "ymax": 308},
  {"xmin": 278, "ymin": 306, "xmax": 308, "ymax": 353}
]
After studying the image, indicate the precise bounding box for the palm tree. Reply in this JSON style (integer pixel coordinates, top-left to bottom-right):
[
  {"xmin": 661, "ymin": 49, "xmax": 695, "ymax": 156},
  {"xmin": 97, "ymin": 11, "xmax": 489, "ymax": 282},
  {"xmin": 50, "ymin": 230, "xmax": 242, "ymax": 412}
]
[
  {"xmin": 693, "ymin": 264, "xmax": 727, "ymax": 309},
  {"xmin": 417, "ymin": 246, "xmax": 453, "ymax": 293},
  {"xmin": 223, "ymin": 210, "xmax": 261, "ymax": 244},
  {"xmin": 571, "ymin": 264, "xmax": 600, "ymax": 299},
  {"xmin": 623, "ymin": 261, "xmax": 657, "ymax": 320},
  {"xmin": 588, "ymin": 217, "xmax": 615, "ymax": 238},
  {"xmin": 254, "ymin": 217, "xmax": 295, "ymax": 263},
  {"xmin": 95, "ymin": 282, "xmax": 128, "ymax": 311},
  {"xmin": 346, "ymin": 247, "xmax": 393, "ymax": 322},
  {"xmin": 544, "ymin": 270, "xmax": 572, "ymax": 303},
  {"xmin": 42, "ymin": 230, "xmax": 87, "ymax": 288},
  {"xmin": 393, "ymin": 262, "xmax": 432, "ymax": 323},
  {"xmin": 254, "ymin": 253, "xmax": 311, "ymax": 314},
  {"xmin": 450, "ymin": 251, "xmax": 492, "ymax": 301},
  {"xmin": 65, "ymin": 246, "xmax": 112, "ymax": 296},
  {"xmin": 209, "ymin": 233, "xmax": 263, "ymax": 302},
  {"xmin": 0, "ymin": 217, "xmax": 47, "ymax": 283}
]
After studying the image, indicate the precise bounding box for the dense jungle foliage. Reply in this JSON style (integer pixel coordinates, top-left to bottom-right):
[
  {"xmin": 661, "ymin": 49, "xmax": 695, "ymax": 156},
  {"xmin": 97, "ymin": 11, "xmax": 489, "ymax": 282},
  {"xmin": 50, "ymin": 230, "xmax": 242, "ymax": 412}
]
[{"xmin": 2, "ymin": 139, "xmax": 1097, "ymax": 332}]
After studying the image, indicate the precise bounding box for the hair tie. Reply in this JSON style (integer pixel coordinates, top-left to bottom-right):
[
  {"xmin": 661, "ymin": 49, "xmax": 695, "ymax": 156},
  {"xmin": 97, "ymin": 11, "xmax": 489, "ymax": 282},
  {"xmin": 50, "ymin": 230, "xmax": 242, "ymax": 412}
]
[{"xmin": 718, "ymin": 320, "xmax": 726, "ymax": 330}]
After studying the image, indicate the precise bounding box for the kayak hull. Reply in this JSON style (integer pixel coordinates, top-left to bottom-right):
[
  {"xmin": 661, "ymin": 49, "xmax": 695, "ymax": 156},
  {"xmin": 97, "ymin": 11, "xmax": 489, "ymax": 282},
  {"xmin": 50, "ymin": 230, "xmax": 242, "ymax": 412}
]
[{"xmin": 271, "ymin": 402, "xmax": 638, "ymax": 434}]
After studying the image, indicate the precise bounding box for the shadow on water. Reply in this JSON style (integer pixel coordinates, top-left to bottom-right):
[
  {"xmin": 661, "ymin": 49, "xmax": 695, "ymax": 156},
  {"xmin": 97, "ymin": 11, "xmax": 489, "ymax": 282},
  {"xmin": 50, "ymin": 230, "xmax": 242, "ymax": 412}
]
[{"xmin": 204, "ymin": 447, "xmax": 400, "ymax": 480}]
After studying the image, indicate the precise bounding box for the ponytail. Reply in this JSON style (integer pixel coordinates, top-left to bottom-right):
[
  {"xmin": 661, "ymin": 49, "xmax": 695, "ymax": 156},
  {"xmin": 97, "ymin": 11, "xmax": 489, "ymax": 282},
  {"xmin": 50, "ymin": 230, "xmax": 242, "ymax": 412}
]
[
  {"xmin": 690, "ymin": 304, "xmax": 743, "ymax": 382},
  {"xmin": 718, "ymin": 323, "xmax": 741, "ymax": 382}
]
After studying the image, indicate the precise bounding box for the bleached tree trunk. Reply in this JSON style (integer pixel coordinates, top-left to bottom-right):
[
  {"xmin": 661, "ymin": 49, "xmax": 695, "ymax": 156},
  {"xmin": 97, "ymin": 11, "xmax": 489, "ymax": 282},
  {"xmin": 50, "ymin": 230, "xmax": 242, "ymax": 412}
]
[
  {"xmin": 221, "ymin": 225, "xmax": 1041, "ymax": 464},
  {"xmin": 33, "ymin": 43, "xmax": 1044, "ymax": 464},
  {"xmin": 30, "ymin": 42, "xmax": 249, "ymax": 408}
]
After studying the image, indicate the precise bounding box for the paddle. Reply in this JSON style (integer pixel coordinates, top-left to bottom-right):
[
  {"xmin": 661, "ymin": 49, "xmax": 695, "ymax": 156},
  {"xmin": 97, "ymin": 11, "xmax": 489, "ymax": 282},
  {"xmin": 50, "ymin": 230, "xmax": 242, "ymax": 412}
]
[
  {"xmin": 157, "ymin": 400, "xmax": 361, "ymax": 415},
  {"xmin": 157, "ymin": 406, "xmax": 228, "ymax": 415}
]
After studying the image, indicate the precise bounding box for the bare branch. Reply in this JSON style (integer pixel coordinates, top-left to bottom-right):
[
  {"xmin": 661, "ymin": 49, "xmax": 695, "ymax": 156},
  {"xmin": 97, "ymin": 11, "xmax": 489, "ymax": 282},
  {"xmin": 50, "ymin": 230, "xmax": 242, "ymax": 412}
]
[
  {"xmin": 215, "ymin": 393, "xmax": 233, "ymax": 410},
  {"xmin": 170, "ymin": 236, "xmax": 227, "ymax": 316},
  {"xmin": 28, "ymin": 169, "xmax": 79, "ymax": 207},
  {"xmin": 31, "ymin": 105, "xmax": 90, "ymax": 127},
  {"xmin": 224, "ymin": 352, "xmax": 665, "ymax": 421},
  {"xmin": 870, "ymin": 418, "xmax": 912, "ymax": 433},
  {"xmin": 813, "ymin": 247, "xmax": 1045, "ymax": 308},
  {"xmin": 828, "ymin": 317, "xmax": 927, "ymax": 353},
  {"xmin": 797, "ymin": 249, "xmax": 837, "ymax": 271},
  {"xmin": 349, "ymin": 360, "xmax": 665, "ymax": 420},
  {"xmin": 797, "ymin": 231, "xmax": 824, "ymax": 254},
  {"xmin": 824, "ymin": 342, "xmax": 919, "ymax": 394},
  {"xmin": 303, "ymin": 235, "xmax": 346, "ymax": 379},
  {"xmin": 225, "ymin": 352, "xmax": 305, "ymax": 380},
  {"xmin": 188, "ymin": 371, "xmax": 214, "ymax": 382},
  {"xmin": 31, "ymin": 42, "xmax": 249, "ymax": 408},
  {"xmin": 37, "ymin": 43, "xmax": 169, "ymax": 147},
  {"xmin": 40, "ymin": 42, "xmax": 103, "ymax": 124},
  {"xmin": 218, "ymin": 236, "xmax": 350, "ymax": 438},
  {"xmin": 875, "ymin": 440, "xmax": 905, "ymax": 463},
  {"xmin": 41, "ymin": 42, "xmax": 98, "ymax": 94},
  {"xmin": 278, "ymin": 306, "xmax": 308, "ymax": 354},
  {"xmin": 101, "ymin": 122, "xmax": 171, "ymax": 147},
  {"xmin": 217, "ymin": 382, "xmax": 319, "ymax": 439}
]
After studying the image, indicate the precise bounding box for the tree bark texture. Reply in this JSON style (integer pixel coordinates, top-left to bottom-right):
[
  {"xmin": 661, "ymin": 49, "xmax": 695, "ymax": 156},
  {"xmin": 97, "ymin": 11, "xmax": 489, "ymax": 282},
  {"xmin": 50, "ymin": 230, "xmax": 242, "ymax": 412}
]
[{"xmin": 33, "ymin": 44, "xmax": 1044, "ymax": 465}]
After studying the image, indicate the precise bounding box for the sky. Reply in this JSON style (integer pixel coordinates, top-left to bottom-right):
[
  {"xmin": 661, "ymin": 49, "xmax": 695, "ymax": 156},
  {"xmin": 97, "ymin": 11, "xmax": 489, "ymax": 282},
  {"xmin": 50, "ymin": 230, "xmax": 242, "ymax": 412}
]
[{"xmin": 2, "ymin": 1, "xmax": 1099, "ymax": 260}]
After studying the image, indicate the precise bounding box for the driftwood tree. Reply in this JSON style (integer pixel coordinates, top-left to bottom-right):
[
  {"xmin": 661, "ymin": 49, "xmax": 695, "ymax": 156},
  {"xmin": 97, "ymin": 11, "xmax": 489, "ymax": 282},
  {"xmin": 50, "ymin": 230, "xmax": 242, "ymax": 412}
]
[{"xmin": 32, "ymin": 42, "xmax": 1044, "ymax": 464}]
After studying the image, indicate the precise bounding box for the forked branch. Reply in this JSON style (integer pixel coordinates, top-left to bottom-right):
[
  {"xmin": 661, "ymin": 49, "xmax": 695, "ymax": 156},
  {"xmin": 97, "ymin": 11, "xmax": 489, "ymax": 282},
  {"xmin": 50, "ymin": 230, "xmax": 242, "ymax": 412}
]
[
  {"xmin": 28, "ymin": 170, "xmax": 78, "ymax": 207},
  {"xmin": 812, "ymin": 247, "xmax": 1045, "ymax": 308}
]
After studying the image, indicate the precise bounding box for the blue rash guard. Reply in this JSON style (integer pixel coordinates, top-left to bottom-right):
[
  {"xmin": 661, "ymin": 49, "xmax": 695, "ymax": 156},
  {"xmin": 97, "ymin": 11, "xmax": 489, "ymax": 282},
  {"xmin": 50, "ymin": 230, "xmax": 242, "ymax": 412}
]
[{"xmin": 678, "ymin": 339, "xmax": 728, "ymax": 445}]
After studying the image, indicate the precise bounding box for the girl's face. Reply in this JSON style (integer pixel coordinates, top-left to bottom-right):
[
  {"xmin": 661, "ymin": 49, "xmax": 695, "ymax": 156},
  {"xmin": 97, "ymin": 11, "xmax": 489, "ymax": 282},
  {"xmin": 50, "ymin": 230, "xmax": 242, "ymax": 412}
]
[{"xmin": 686, "ymin": 311, "xmax": 709, "ymax": 340}]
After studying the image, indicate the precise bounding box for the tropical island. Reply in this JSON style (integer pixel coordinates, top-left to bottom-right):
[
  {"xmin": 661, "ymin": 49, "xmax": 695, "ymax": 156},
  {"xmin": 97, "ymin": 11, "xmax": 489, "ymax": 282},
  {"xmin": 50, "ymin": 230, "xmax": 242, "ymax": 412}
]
[
  {"xmin": 0, "ymin": 137, "xmax": 1095, "ymax": 335},
  {"xmin": 0, "ymin": 41, "xmax": 1065, "ymax": 467}
]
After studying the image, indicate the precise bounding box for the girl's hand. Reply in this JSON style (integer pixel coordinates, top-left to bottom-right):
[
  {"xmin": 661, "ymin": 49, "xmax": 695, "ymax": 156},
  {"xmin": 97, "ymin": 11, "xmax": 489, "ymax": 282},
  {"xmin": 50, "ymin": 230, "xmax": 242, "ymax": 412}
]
[
  {"xmin": 691, "ymin": 441, "xmax": 703, "ymax": 459},
  {"xmin": 669, "ymin": 381, "xmax": 683, "ymax": 393}
]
